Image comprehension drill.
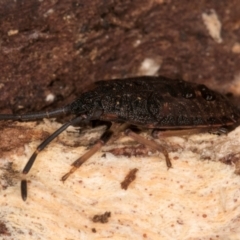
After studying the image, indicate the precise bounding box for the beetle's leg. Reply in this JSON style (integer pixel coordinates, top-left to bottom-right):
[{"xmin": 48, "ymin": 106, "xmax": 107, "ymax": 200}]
[
  {"xmin": 152, "ymin": 127, "xmax": 229, "ymax": 138},
  {"xmin": 151, "ymin": 128, "xmax": 206, "ymax": 138},
  {"xmin": 105, "ymin": 122, "xmax": 131, "ymax": 144},
  {"xmin": 208, "ymin": 127, "xmax": 228, "ymax": 135},
  {"xmin": 61, "ymin": 129, "xmax": 113, "ymax": 182},
  {"xmin": 125, "ymin": 129, "xmax": 172, "ymax": 168},
  {"xmin": 21, "ymin": 115, "xmax": 86, "ymax": 201}
]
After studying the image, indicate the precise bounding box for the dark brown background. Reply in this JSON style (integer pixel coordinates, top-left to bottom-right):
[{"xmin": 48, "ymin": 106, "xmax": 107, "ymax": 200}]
[{"xmin": 1, "ymin": 0, "xmax": 240, "ymax": 114}]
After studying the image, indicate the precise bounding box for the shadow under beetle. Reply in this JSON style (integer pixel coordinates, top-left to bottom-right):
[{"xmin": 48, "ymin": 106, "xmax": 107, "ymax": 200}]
[{"xmin": 0, "ymin": 76, "xmax": 239, "ymax": 201}]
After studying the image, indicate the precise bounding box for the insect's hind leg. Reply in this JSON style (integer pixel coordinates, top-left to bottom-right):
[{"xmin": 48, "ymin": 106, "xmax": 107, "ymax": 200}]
[
  {"xmin": 151, "ymin": 127, "xmax": 229, "ymax": 138},
  {"xmin": 61, "ymin": 129, "xmax": 113, "ymax": 182},
  {"xmin": 125, "ymin": 129, "xmax": 172, "ymax": 168}
]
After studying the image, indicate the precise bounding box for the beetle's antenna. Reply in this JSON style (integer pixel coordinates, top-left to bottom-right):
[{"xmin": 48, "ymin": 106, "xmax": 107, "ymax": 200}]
[
  {"xmin": 21, "ymin": 115, "xmax": 86, "ymax": 201},
  {"xmin": 0, "ymin": 106, "xmax": 71, "ymax": 121},
  {"xmin": 22, "ymin": 115, "xmax": 85, "ymax": 174}
]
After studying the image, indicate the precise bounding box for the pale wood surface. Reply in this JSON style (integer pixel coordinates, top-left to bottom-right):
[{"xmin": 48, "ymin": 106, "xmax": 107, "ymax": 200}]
[{"xmin": 1, "ymin": 120, "xmax": 240, "ymax": 239}]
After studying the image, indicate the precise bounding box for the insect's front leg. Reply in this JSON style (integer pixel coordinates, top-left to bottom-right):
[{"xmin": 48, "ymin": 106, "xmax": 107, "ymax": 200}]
[{"xmin": 61, "ymin": 129, "xmax": 113, "ymax": 182}]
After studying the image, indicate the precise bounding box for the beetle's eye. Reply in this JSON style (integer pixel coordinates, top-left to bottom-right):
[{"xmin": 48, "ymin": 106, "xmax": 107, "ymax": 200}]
[
  {"xmin": 182, "ymin": 90, "xmax": 195, "ymax": 99},
  {"xmin": 184, "ymin": 93, "xmax": 192, "ymax": 98},
  {"xmin": 198, "ymin": 85, "xmax": 216, "ymax": 101},
  {"xmin": 178, "ymin": 82, "xmax": 196, "ymax": 99}
]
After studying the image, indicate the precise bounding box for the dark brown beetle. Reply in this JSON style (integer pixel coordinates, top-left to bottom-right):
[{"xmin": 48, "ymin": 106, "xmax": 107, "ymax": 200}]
[{"xmin": 0, "ymin": 76, "xmax": 239, "ymax": 201}]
